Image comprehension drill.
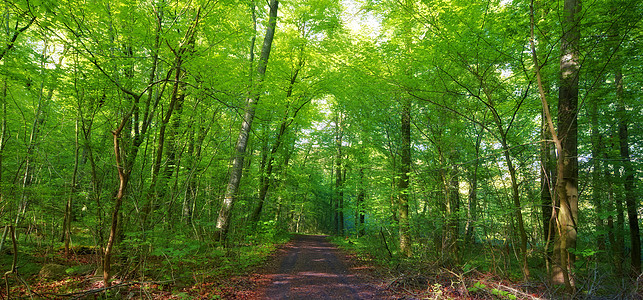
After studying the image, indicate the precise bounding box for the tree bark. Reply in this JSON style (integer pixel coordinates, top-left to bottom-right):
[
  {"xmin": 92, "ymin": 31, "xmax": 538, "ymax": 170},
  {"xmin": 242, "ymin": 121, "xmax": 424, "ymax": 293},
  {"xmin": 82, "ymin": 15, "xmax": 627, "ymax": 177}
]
[
  {"xmin": 589, "ymin": 98, "xmax": 605, "ymax": 252},
  {"xmin": 214, "ymin": 0, "xmax": 279, "ymax": 242},
  {"xmin": 335, "ymin": 113, "xmax": 344, "ymax": 235},
  {"xmin": 465, "ymin": 125, "xmax": 482, "ymax": 244},
  {"xmin": 553, "ymin": 0, "xmax": 580, "ymax": 290},
  {"xmin": 104, "ymin": 111, "xmax": 134, "ymax": 287},
  {"xmin": 0, "ymin": 80, "xmax": 7, "ymax": 252},
  {"xmin": 398, "ymin": 97, "xmax": 412, "ymax": 257},
  {"xmin": 481, "ymin": 83, "xmax": 530, "ymax": 280},
  {"xmin": 604, "ymin": 151, "xmax": 624, "ymax": 273},
  {"xmin": 530, "ymin": 0, "xmax": 578, "ymax": 290},
  {"xmin": 616, "ymin": 69, "xmax": 641, "ymax": 276},
  {"xmin": 541, "ymin": 98, "xmax": 556, "ymax": 272},
  {"xmin": 250, "ymin": 54, "xmax": 305, "ymax": 226},
  {"xmin": 63, "ymin": 120, "xmax": 80, "ymax": 257},
  {"xmin": 356, "ymin": 168, "xmax": 366, "ymax": 237}
]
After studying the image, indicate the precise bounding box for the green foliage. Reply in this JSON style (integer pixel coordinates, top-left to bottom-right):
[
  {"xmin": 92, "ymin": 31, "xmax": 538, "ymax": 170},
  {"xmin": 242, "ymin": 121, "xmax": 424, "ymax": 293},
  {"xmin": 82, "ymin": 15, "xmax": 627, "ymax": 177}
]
[
  {"xmin": 469, "ymin": 282, "xmax": 518, "ymax": 300},
  {"xmin": 0, "ymin": 0, "xmax": 641, "ymax": 297},
  {"xmin": 468, "ymin": 281, "xmax": 487, "ymax": 293}
]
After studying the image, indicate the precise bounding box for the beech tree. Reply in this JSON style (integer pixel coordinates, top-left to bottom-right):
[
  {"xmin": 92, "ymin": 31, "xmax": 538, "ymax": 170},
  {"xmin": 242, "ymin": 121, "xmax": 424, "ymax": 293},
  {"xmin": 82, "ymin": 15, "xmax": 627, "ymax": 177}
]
[{"xmin": 215, "ymin": 0, "xmax": 279, "ymax": 242}]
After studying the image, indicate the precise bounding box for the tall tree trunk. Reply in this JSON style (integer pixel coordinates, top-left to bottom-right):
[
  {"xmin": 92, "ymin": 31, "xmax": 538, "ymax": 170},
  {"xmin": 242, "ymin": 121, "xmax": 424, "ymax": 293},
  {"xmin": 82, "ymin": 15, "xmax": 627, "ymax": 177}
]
[
  {"xmin": 63, "ymin": 120, "xmax": 80, "ymax": 257},
  {"xmin": 252, "ymin": 120, "xmax": 286, "ymax": 226},
  {"xmin": 12, "ymin": 37, "xmax": 51, "ymax": 236},
  {"xmin": 214, "ymin": 0, "xmax": 279, "ymax": 242},
  {"xmin": 250, "ymin": 54, "xmax": 305, "ymax": 226},
  {"xmin": 356, "ymin": 168, "xmax": 366, "ymax": 237},
  {"xmin": 589, "ymin": 98, "xmax": 605, "ymax": 252},
  {"xmin": 604, "ymin": 151, "xmax": 623, "ymax": 273},
  {"xmin": 478, "ymin": 75, "xmax": 530, "ymax": 280},
  {"xmin": 615, "ymin": 69, "xmax": 641, "ymax": 276},
  {"xmin": 530, "ymin": 0, "xmax": 579, "ymax": 290},
  {"xmin": 0, "ymin": 80, "xmax": 7, "ymax": 252},
  {"xmin": 502, "ymin": 141, "xmax": 530, "ymax": 280},
  {"xmin": 541, "ymin": 105, "xmax": 556, "ymax": 270},
  {"xmin": 182, "ymin": 120, "xmax": 209, "ymax": 225},
  {"xmin": 553, "ymin": 0, "xmax": 580, "ymax": 290},
  {"xmin": 485, "ymin": 92, "xmax": 530, "ymax": 280},
  {"xmin": 448, "ymin": 163, "xmax": 460, "ymax": 263},
  {"xmin": 398, "ymin": 97, "xmax": 412, "ymax": 257},
  {"xmin": 147, "ymin": 8, "xmax": 198, "ymax": 228},
  {"xmin": 104, "ymin": 113, "xmax": 133, "ymax": 287},
  {"xmin": 145, "ymin": 56, "xmax": 184, "ymax": 227},
  {"xmin": 335, "ymin": 113, "xmax": 344, "ymax": 235},
  {"xmin": 465, "ymin": 126, "xmax": 482, "ymax": 244}
]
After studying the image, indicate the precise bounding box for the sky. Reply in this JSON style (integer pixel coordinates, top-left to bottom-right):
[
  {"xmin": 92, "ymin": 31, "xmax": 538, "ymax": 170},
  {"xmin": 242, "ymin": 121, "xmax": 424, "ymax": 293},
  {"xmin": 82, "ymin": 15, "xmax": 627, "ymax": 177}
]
[{"xmin": 342, "ymin": 0, "xmax": 381, "ymax": 38}]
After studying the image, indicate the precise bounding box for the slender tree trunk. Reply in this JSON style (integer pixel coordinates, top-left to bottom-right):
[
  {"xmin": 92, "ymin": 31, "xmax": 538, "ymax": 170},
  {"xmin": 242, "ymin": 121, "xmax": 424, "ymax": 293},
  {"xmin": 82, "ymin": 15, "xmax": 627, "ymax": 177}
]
[
  {"xmin": 448, "ymin": 163, "xmax": 460, "ymax": 262},
  {"xmin": 13, "ymin": 38, "xmax": 51, "ymax": 233},
  {"xmin": 501, "ymin": 140, "xmax": 530, "ymax": 280},
  {"xmin": 0, "ymin": 80, "xmax": 7, "ymax": 252},
  {"xmin": 465, "ymin": 127, "xmax": 482, "ymax": 244},
  {"xmin": 489, "ymin": 111, "xmax": 529, "ymax": 280},
  {"xmin": 104, "ymin": 116, "xmax": 132, "ymax": 287},
  {"xmin": 589, "ymin": 99, "xmax": 605, "ymax": 252},
  {"xmin": 604, "ymin": 151, "xmax": 623, "ymax": 274},
  {"xmin": 182, "ymin": 123, "xmax": 208, "ymax": 225},
  {"xmin": 63, "ymin": 120, "xmax": 80, "ymax": 257},
  {"xmin": 214, "ymin": 0, "xmax": 279, "ymax": 242},
  {"xmin": 147, "ymin": 8, "xmax": 198, "ymax": 228},
  {"xmin": 335, "ymin": 114, "xmax": 344, "ymax": 235},
  {"xmin": 356, "ymin": 168, "xmax": 366, "ymax": 237},
  {"xmin": 398, "ymin": 97, "xmax": 412, "ymax": 257},
  {"xmin": 541, "ymin": 105, "xmax": 556, "ymax": 271},
  {"xmin": 145, "ymin": 57, "xmax": 184, "ymax": 226},
  {"xmin": 250, "ymin": 55, "xmax": 304, "ymax": 226},
  {"xmin": 480, "ymin": 79, "xmax": 530, "ymax": 280},
  {"xmin": 615, "ymin": 70, "xmax": 641, "ymax": 276}
]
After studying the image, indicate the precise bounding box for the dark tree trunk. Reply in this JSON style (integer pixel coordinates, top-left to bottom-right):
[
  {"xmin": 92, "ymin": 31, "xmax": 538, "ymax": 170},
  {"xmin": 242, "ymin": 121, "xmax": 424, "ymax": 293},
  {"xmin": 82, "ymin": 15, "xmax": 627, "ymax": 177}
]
[
  {"xmin": 589, "ymin": 99, "xmax": 605, "ymax": 252},
  {"xmin": 541, "ymin": 107, "xmax": 556, "ymax": 266},
  {"xmin": 465, "ymin": 126, "xmax": 482, "ymax": 244},
  {"xmin": 529, "ymin": 0, "xmax": 578, "ymax": 289},
  {"xmin": 356, "ymin": 168, "xmax": 366, "ymax": 237},
  {"xmin": 250, "ymin": 54, "xmax": 304, "ymax": 226},
  {"xmin": 334, "ymin": 113, "xmax": 344, "ymax": 235},
  {"xmin": 552, "ymin": 0, "xmax": 580, "ymax": 290},
  {"xmin": 616, "ymin": 70, "xmax": 641, "ymax": 276}
]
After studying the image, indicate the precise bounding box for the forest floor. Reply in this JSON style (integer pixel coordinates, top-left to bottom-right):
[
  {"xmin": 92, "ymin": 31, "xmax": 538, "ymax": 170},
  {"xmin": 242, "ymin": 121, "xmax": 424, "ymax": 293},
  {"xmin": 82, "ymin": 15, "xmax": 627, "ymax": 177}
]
[
  {"xmin": 256, "ymin": 234, "xmax": 389, "ymax": 299},
  {"xmin": 5, "ymin": 235, "xmax": 637, "ymax": 299}
]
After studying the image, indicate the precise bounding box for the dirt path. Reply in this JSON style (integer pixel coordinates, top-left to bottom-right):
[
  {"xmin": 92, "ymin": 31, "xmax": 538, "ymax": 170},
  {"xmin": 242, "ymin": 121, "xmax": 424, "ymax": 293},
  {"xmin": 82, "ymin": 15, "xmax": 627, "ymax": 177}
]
[{"xmin": 260, "ymin": 235, "xmax": 386, "ymax": 299}]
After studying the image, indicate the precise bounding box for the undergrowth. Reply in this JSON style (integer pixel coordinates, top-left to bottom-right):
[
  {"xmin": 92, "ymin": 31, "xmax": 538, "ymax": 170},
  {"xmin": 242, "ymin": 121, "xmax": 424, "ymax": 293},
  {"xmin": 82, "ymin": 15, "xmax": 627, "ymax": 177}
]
[
  {"xmin": 1, "ymin": 227, "xmax": 291, "ymax": 299},
  {"xmin": 331, "ymin": 234, "xmax": 643, "ymax": 299}
]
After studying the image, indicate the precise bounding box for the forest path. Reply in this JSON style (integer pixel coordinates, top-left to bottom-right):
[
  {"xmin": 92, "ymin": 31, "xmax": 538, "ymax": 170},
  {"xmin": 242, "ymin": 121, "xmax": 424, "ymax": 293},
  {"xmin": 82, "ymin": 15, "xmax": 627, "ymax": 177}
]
[{"xmin": 259, "ymin": 234, "xmax": 386, "ymax": 299}]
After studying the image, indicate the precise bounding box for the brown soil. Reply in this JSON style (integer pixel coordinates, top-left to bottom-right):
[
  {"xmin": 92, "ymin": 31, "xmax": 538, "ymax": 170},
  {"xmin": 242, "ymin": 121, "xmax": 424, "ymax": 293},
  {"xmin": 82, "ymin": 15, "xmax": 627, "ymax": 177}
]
[{"xmin": 257, "ymin": 234, "xmax": 389, "ymax": 299}]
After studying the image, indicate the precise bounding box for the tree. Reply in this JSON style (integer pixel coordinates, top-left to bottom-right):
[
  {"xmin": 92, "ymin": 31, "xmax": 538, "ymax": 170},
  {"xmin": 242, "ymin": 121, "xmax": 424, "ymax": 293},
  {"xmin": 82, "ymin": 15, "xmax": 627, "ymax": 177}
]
[
  {"xmin": 553, "ymin": 0, "xmax": 581, "ymax": 289},
  {"xmin": 530, "ymin": 0, "xmax": 579, "ymax": 290},
  {"xmin": 215, "ymin": 0, "xmax": 279, "ymax": 242},
  {"xmin": 398, "ymin": 96, "xmax": 412, "ymax": 257},
  {"xmin": 615, "ymin": 50, "xmax": 641, "ymax": 276}
]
